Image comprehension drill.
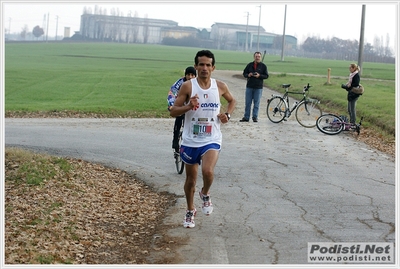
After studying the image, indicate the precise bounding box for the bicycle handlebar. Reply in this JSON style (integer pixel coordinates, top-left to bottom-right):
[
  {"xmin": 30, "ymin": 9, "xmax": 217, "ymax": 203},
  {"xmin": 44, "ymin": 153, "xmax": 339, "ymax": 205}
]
[
  {"xmin": 281, "ymin": 83, "xmax": 312, "ymax": 95},
  {"xmin": 303, "ymin": 83, "xmax": 311, "ymax": 92}
]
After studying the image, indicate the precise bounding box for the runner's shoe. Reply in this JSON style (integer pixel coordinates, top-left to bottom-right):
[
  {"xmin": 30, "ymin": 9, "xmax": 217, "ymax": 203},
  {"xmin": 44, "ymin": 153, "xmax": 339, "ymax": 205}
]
[
  {"xmin": 183, "ymin": 208, "xmax": 197, "ymax": 228},
  {"xmin": 199, "ymin": 191, "xmax": 213, "ymax": 215}
]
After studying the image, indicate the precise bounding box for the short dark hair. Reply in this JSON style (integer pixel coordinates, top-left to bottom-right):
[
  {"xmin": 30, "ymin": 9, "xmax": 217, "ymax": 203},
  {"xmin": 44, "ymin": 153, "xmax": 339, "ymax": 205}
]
[
  {"xmin": 194, "ymin": 50, "xmax": 215, "ymax": 66},
  {"xmin": 254, "ymin": 51, "xmax": 262, "ymax": 56},
  {"xmin": 185, "ymin": 66, "xmax": 196, "ymax": 76}
]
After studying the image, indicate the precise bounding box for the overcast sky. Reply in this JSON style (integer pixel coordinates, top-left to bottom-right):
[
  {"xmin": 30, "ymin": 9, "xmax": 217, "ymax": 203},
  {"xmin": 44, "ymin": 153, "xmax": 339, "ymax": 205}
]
[{"xmin": 1, "ymin": 1, "xmax": 398, "ymax": 50}]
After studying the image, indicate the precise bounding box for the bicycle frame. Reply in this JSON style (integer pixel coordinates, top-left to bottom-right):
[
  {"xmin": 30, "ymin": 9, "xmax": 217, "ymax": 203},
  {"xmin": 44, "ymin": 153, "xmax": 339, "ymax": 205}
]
[
  {"xmin": 283, "ymin": 90, "xmax": 305, "ymax": 117},
  {"xmin": 316, "ymin": 114, "xmax": 363, "ymax": 135},
  {"xmin": 340, "ymin": 117, "xmax": 363, "ymax": 133},
  {"xmin": 270, "ymin": 83, "xmax": 313, "ymax": 117},
  {"xmin": 173, "ymin": 117, "xmax": 185, "ymax": 174},
  {"xmin": 267, "ymin": 83, "xmax": 321, "ymax": 128}
]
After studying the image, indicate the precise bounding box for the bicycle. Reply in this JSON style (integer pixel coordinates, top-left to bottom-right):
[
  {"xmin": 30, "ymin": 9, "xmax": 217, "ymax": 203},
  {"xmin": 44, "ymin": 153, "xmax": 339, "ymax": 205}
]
[
  {"xmin": 173, "ymin": 120, "xmax": 185, "ymax": 174},
  {"xmin": 316, "ymin": 114, "xmax": 363, "ymax": 135},
  {"xmin": 266, "ymin": 83, "xmax": 322, "ymax": 128}
]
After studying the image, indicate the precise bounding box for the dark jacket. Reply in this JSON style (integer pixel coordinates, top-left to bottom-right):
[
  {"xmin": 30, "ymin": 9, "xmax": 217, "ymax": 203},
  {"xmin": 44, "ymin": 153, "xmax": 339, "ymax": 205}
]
[
  {"xmin": 243, "ymin": 61, "xmax": 269, "ymax": 89},
  {"xmin": 344, "ymin": 72, "xmax": 360, "ymax": 101}
]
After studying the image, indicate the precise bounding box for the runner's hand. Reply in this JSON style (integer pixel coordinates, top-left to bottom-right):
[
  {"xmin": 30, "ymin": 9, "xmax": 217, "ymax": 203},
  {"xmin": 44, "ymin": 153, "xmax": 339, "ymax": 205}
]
[
  {"xmin": 188, "ymin": 94, "xmax": 199, "ymax": 109},
  {"xmin": 218, "ymin": 113, "xmax": 229, "ymax": 124}
]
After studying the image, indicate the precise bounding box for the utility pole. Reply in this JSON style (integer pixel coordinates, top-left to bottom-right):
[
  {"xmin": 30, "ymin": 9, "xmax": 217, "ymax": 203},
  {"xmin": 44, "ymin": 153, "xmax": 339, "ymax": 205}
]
[
  {"xmin": 257, "ymin": 5, "xmax": 261, "ymax": 51},
  {"xmin": 8, "ymin": 17, "xmax": 11, "ymax": 38},
  {"xmin": 42, "ymin": 14, "xmax": 46, "ymax": 40},
  {"xmin": 245, "ymin": 12, "xmax": 249, "ymax": 52},
  {"xmin": 280, "ymin": 5, "xmax": 287, "ymax": 61},
  {"xmin": 46, "ymin": 12, "xmax": 49, "ymax": 42},
  {"xmin": 358, "ymin": 5, "xmax": 366, "ymax": 75},
  {"xmin": 55, "ymin": 15, "xmax": 59, "ymax": 41}
]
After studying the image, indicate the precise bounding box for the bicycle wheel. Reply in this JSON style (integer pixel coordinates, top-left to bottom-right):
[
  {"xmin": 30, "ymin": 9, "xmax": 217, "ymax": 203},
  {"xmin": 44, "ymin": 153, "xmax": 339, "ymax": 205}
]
[
  {"xmin": 316, "ymin": 114, "xmax": 344, "ymax": 135},
  {"xmin": 266, "ymin": 96, "xmax": 287, "ymax": 123},
  {"xmin": 295, "ymin": 99, "xmax": 322, "ymax": 128},
  {"xmin": 175, "ymin": 132, "xmax": 184, "ymax": 174},
  {"xmin": 175, "ymin": 152, "xmax": 184, "ymax": 174}
]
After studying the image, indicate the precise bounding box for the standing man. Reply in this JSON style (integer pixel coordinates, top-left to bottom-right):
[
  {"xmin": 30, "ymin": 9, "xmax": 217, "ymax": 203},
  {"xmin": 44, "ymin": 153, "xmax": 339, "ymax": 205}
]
[
  {"xmin": 170, "ymin": 50, "xmax": 236, "ymax": 228},
  {"xmin": 167, "ymin": 66, "xmax": 197, "ymax": 152},
  {"xmin": 240, "ymin": 51, "xmax": 269, "ymax": 122}
]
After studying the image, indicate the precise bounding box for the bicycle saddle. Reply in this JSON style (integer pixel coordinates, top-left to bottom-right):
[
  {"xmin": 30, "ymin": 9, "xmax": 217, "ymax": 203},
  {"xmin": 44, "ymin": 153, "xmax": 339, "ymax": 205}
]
[{"xmin": 281, "ymin": 84, "xmax": 291, "ymax": 88}]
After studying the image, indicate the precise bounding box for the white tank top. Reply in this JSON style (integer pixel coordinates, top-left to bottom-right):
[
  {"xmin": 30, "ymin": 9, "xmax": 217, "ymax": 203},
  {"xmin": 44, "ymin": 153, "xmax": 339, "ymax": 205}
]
[{"xmin": 182, "ymin": 78, "xmax": 222, "ymax": 147}]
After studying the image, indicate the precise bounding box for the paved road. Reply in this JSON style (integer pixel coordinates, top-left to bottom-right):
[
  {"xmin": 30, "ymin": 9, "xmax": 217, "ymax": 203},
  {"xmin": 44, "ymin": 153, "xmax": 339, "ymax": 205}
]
[{"xmin": 4, "ymin": 70, "xmax": 395, "ymax": 265}]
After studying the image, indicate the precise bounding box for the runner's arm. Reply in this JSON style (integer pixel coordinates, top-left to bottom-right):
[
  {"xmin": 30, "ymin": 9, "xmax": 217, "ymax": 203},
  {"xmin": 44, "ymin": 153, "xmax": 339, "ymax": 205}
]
[
  {"xmin": 217, "ymin": 80, "xmax": 236, "ymax": 123},
  {"xmin": 169, "ymin": 81, "xmax": 198, "ymax": 117}
]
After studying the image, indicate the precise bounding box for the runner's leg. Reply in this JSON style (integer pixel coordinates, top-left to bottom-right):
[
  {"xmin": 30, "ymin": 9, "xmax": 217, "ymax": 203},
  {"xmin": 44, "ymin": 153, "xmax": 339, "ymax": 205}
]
[
  {"xmin": 184, "ymin": 163, "xmax": 198, "ymax": 211},
  {"xmin": 200, "ymin": 149, "xmax": 219, "ymax": 195}
]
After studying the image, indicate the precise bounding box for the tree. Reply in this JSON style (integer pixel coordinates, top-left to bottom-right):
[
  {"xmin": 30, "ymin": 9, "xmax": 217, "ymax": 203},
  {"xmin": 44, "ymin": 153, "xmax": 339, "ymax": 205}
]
[
  {"xmin": 20, "ymin": 24, "xmax": 29, "ymax": 40},
  {"xmin": 32, "ymin": 25, "xmax": 44, "ymax": 39},
  {"xmin": 132, "ymin": 11, "xmax": 139, "ymax": 43},
  {"xmin": 143, "ymin": 15, "xmax": 149, "ymax": 44},
  {"xmin": 302, "ymin": 36, "xmax": 359, "ymax": 54},
  {"xmin": 385, "ymin": 33, "xmax": 392, "ymax": 57}
]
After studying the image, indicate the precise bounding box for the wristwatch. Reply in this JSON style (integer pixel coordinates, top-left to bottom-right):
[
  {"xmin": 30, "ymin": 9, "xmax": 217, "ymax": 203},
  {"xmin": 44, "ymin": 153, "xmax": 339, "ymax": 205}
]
[{"xmin": 225, "ymin": 113, "xmax": 231, "ymax": 120}]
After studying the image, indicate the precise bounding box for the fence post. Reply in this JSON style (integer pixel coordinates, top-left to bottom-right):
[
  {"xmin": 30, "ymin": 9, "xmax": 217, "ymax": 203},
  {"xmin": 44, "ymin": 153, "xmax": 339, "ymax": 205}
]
[{"xmin": 325, "ymin": 68, "xmax": 332, "ymax": 85}]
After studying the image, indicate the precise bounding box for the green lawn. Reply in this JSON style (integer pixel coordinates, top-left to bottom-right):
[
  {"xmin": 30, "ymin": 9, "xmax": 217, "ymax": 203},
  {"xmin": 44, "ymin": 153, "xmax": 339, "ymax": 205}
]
[{"xmin": 5, "ymin": 42, "xmax": 395, "ymax": 136}]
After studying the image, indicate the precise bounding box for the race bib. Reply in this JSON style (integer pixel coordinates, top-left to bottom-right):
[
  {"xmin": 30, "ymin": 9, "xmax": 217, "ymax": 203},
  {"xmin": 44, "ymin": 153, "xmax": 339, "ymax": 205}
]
[{"xmin": 191, "ymin": 118, "xmax": 214, "ymax": 138}]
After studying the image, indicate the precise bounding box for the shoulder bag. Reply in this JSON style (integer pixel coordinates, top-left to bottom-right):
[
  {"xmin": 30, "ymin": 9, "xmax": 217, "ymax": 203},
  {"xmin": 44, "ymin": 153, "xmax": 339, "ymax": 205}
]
[{"xmin": 351, "ymin": 84, "xmax": 364, "ymax": 95}]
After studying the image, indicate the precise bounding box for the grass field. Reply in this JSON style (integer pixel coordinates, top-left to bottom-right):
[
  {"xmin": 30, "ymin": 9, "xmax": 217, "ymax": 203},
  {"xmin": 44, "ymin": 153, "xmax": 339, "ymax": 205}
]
[{"xmin": 5, "ymin": 42, "xmax": 395, "ymax": 136}]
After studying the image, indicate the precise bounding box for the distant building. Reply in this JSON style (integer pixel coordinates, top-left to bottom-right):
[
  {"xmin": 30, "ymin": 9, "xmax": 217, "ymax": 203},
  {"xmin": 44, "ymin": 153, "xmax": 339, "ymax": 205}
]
[
  {"xmin": 78, "ymin": 14, "xmax": 297, "ymax": 50},
  {"xmin": 79, "ymin": 14, "xmax": 197, "ymax": 43},
  {"xmin": 64, "ymin": 27, "xmax": 70, "ymax": 38},
  {"xmin": 162, "ymin": 26, "xmax": 199, "ymax": 39},
  {"xmin": 211, "ymin": 22, "xmax": 297, "ymax": 51}
]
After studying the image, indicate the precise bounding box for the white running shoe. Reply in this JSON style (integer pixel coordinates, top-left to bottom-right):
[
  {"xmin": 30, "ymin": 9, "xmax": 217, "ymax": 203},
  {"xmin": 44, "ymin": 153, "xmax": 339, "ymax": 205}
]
[
  {"xmin": 183, "ymin": 208, "xmax": 197, "ymax": 228},
  {"xmin": 199, "ymin": 191, "xmax": 213, "ymax": 215}
]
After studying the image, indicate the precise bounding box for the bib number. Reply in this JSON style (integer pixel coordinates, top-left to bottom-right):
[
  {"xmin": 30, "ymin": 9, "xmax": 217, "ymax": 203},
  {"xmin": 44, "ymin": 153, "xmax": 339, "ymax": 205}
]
[{"xmin": 192, "ymin": 123, "xmax": 212, "ymax": 138}]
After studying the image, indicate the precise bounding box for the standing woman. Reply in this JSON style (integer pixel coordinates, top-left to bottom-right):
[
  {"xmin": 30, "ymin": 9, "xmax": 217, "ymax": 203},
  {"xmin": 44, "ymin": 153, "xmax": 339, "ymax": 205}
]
[{"xmin": 341, "ymin": 63, "xmax": 361, "ymax": 125}]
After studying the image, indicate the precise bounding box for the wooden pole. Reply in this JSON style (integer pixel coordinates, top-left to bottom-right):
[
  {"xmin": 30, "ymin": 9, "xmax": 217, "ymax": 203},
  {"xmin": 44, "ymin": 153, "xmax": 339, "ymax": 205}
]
[{"xmin": 325, "ymin": 68, "xmax": 331, "ymax": 85}]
